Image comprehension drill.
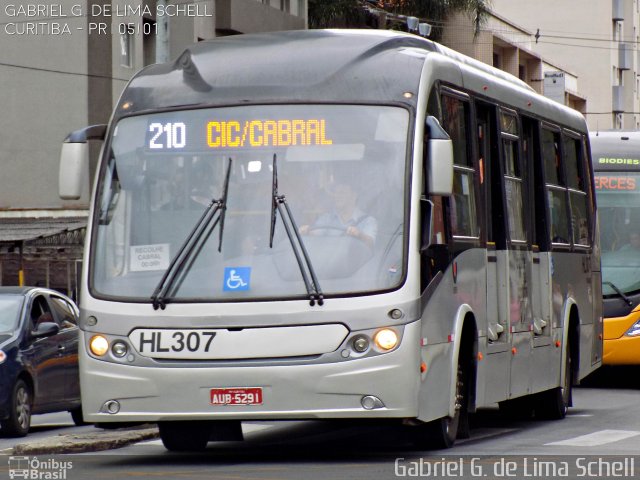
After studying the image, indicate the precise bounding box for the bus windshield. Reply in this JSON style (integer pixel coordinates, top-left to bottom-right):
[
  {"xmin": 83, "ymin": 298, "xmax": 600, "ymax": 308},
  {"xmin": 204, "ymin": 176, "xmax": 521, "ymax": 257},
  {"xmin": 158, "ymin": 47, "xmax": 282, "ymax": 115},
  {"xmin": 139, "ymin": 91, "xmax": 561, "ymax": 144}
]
[
  {"xmin": 596, "ymin": 172, "xmax": 640, "ymax": 296},
  {"xmin": 91, "ymin": 104, "xmax": 409, "ymax": 302}
]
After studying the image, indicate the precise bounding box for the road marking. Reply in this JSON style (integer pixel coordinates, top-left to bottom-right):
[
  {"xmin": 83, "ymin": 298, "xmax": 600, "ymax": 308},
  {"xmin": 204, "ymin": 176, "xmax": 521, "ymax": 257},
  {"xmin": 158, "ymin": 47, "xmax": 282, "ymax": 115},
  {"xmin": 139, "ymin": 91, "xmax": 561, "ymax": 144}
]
[{"xmin": 545, "ymin": 429, "xmax": 640, "ymax": 446}]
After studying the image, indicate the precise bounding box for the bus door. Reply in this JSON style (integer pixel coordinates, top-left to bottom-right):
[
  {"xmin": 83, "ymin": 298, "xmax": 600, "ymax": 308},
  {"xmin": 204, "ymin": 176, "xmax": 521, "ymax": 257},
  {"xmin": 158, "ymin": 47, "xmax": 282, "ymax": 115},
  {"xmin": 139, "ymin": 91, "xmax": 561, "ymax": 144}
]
[
  {"xmin": 498, "ymin": 109, "xmax": 534, "ymax": 399},
  {"xmin": 476, "ymin": 102, "xmax": 510, "ymax": 405},
  {"xmin": 523, "ymin": 118, "xmax": 554, "ymax": 355}
]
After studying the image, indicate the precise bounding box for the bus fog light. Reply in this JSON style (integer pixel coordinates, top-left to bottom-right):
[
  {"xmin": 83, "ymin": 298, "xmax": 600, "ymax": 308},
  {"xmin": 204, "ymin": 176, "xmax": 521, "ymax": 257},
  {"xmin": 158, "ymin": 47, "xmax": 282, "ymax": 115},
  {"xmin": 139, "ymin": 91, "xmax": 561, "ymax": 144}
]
[
  {"xmin": 103, "ymin": 400, "xmax": 120, "ymax": 414},
  {"xmin": 625, "ymin": 320, "xmax": 640, "ymax": 337},
  {"xmin": 90, "ymin": 335, "xmax": 109, "ymax": 356},
  {"xmin": 352, "ymin": 336, "xmax": 369, "ymax": 353},
  {"xmin": 111, "ymin": 341, "xmax": 128, "ymax": 358},
  {"xmin": 374, "ymin": 328, "xmax": 399, "ymax": 351},
  {"xmin": 361, "ymin": 395, "xmax": 385, "ymax": 410}
]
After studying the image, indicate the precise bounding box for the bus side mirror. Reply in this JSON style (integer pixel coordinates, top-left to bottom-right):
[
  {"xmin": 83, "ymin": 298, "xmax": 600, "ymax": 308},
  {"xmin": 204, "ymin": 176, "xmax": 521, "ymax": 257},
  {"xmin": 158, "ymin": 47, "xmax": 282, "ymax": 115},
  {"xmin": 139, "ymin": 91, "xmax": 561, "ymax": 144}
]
[
  {"xmin": 425, "ymin": 116, "xmax": 453, "ymax": 196},
  {"xmin": 59, "ymin": 124, "xmax": 107, "ymax": 200},
  {"xmin": 59, "ymin": 143, "xmax": 88, "ymax": 200}
]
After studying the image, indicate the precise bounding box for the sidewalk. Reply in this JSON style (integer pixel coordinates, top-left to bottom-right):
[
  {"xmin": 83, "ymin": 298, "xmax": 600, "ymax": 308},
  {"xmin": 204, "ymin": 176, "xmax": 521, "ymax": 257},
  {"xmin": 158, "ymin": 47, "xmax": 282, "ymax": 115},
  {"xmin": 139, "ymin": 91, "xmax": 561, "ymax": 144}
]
[{"xmin": 7, "ymin": 425, "xmax": 159, "ymax": 455}]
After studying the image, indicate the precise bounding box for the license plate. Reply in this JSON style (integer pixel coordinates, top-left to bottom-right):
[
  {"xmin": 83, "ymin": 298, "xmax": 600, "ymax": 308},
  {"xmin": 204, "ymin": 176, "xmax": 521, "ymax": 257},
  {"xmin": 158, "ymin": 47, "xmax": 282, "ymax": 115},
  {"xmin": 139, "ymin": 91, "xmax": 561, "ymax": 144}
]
[{"xmin": 210, "ymin": 387, "xmax": 263, "ymax": 406}]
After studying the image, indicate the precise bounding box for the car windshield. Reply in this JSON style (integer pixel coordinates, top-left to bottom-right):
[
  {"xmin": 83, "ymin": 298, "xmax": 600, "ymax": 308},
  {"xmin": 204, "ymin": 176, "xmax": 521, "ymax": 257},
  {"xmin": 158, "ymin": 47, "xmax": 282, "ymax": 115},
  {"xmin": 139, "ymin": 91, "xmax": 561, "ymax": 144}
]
[
  {"xmin": 91, "ymin": 104, "xmax": 409, "ymax": 302},
  {"xmin": 595, "ymin": 172, "xmax": 640, "ymax": 296},
  {"xmin": 0, "ymin": 295, "xmax": 24, "ymax": 333}
]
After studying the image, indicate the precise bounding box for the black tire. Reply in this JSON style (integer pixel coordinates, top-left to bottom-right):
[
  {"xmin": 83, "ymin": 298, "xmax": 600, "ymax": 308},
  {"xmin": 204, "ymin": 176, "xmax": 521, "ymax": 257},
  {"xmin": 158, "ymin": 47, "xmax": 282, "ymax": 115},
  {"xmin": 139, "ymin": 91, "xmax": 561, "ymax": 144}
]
[
  {"xmin": 498, "ymin": 395, "xmax": 535, "ymax": 420},
  {"xmin": 70, "ymin": 406, "xmax": 87, "ymax": 426},
  {"xmin": 411, "ymin": 360, "xmax": 469, "ymax": 449},
  {"xmin": 159, "ymin": 421, "xmax": 212, "ymax": 452},
  {"xmin": 536, "ymin": 349, "xmax": 572, "ymax": 420},
  {"xmin": 0, "ymin": 379, "xmax": 32, "ymax": 437}
]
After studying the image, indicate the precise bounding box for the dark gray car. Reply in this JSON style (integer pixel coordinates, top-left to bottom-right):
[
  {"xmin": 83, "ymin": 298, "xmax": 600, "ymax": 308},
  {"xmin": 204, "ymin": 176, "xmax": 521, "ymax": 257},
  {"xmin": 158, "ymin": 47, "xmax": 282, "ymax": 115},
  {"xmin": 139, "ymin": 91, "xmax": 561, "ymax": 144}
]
[{"xmin": 0, "ymin": 287, "xmax": 82, "ymax": 437}]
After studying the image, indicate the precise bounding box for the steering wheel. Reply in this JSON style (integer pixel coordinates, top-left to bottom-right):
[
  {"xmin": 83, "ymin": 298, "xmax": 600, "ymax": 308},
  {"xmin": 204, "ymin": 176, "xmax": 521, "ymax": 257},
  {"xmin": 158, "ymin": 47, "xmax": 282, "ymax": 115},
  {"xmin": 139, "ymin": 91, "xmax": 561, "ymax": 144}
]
[
  {"xmin": 305, "ymin": 224, "xmax": 375, "ymax": 251},
  {"xmin": 306, "ymin": 225, "xmax": 348, "ymax": 234}
]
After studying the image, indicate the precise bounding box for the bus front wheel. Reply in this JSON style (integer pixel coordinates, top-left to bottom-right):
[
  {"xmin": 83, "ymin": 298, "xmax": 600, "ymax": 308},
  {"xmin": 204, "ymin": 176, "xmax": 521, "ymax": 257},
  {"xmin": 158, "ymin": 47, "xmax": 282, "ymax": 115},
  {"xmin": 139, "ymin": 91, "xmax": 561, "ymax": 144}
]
[{"xmin": 411, "ymin": 360, "xmax": 469, "ymax": 449}]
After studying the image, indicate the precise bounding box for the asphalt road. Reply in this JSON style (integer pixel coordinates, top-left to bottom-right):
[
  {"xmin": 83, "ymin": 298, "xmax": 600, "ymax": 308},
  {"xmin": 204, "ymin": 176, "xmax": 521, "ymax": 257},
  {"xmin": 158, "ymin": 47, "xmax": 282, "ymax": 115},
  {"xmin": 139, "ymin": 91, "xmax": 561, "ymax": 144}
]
[{"xmin": 1, "ymin": 366, "xmax": 639, "ymax": 480}]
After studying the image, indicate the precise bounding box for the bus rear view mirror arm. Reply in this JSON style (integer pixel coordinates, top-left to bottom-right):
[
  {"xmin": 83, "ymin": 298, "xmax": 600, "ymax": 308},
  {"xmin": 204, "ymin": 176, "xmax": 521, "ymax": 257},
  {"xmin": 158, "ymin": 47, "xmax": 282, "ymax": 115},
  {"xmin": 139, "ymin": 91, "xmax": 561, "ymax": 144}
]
[
  {"xmin": 59, "ymin": 124, "xmax": 107, "ymax": 200},
  {"xmin": 425, "ymin": 116, "xmax": 453, "ymax": 196}
]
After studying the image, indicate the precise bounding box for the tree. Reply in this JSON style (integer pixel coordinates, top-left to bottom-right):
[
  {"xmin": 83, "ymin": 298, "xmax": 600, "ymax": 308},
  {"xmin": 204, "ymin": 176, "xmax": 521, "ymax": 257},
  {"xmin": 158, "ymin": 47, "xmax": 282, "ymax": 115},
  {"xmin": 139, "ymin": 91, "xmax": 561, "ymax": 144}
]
[{"xmin": 308, "ymin": 0, "xmax": 491, "ymax": 41}]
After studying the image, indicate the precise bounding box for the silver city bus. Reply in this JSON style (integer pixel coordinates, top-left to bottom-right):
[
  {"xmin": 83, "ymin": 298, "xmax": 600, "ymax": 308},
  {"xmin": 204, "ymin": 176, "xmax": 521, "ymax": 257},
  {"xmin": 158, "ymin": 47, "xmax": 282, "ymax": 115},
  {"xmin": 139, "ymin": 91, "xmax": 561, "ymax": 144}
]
[
  {"xmin": 59, "ymin": 30, "xmax": 602, "ymax": 451},
  {"xmin": 590, "ymin": 131, "xmax": 640, "ymax": 365}
]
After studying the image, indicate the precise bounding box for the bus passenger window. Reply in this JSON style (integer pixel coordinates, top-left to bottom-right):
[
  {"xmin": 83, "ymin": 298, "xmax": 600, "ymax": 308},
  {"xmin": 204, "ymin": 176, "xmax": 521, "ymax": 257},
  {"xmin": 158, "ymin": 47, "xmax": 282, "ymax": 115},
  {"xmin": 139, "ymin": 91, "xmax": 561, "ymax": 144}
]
[
  {"xmin": 564, "ymin": 135, "xmax": 590, "ymax": 246},
  {"xmin": 542, "ymin": 128, "xmax": 571, "ymax": 245},
  {"xmin": 501, "ymin": 111, "xmax": 525, "ymax": 243},
  {"xmin": 442, "ymin": 95, "xmax": 478, "ymax": 238}
]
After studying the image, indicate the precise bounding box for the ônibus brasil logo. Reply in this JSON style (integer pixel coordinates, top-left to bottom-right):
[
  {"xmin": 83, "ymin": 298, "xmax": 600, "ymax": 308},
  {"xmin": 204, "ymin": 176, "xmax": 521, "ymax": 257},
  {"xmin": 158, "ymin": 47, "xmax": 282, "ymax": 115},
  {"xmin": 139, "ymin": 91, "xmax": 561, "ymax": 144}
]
[{"xmin": 8, "ymin": 456, "xmax": 72, "ymax": 479}]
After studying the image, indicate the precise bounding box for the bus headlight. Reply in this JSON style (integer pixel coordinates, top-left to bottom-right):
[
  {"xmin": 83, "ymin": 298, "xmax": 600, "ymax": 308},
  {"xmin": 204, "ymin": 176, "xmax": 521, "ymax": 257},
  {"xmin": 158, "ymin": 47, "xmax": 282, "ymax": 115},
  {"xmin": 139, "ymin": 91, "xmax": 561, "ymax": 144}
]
[
  {"xmin": 625, "ymin": 320, "xmax": 640, "ymax": 337},
  {"xmin": 90, "ymin": 335, "xmax": 109, "ymax": 356},
  {"xmin": 374, "ymin": 328, "xmax": 399, "ymax": 351}
]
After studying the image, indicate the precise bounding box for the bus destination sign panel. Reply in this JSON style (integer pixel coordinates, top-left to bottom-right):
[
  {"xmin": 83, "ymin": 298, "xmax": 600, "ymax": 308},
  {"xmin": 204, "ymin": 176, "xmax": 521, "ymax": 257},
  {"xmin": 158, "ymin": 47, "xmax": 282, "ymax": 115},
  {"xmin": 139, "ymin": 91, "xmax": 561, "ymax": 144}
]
[
  {"xmin": 147, "ymin": 118, "xmax": 334, "ymax": 151},
  {"xmin": 595, "ymin": 175, "xmax": 639, "ymax": 191}
]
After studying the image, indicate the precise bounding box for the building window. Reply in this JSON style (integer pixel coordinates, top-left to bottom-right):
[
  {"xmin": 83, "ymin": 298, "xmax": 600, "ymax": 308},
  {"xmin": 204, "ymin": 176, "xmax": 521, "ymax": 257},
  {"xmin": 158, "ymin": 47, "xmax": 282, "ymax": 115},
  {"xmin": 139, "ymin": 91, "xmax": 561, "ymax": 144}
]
[{"xmin": 120, "ymin": 32, "xmax": 132, "ymax": 68}]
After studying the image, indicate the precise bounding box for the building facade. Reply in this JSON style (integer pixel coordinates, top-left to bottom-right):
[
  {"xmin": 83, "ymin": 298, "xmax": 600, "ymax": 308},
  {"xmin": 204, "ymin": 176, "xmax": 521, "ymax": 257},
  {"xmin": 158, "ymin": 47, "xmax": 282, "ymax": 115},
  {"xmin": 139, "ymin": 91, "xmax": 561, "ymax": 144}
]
[
  {"xmin": 491, "ymin": 0, "xmax": 640, "ymax": 131},
  {"xmin": 442, "ymin": 9, "xmax": 587, "ymax": 115}
]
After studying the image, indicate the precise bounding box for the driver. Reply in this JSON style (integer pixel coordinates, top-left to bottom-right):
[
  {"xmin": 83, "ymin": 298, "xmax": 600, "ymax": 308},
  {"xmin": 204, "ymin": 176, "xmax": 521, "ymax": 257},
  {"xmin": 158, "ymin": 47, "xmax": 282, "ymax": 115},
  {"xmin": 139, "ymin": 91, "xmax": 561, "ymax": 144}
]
[{"xmin": 300, "ymin": 182, "xmax": 377, "ymax": 248}]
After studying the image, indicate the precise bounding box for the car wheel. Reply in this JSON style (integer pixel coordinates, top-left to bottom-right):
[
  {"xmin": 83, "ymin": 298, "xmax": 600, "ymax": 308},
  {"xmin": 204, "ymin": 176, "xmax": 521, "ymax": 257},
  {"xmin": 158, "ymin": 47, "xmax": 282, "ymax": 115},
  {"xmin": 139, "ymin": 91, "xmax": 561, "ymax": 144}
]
[
  {"xmin": 1, "ymin": 379, "xmax": 32, "ymax": 437},
  {"xmin": 70, "ymin": 406, "xmax": 87, "ymax": 426}
]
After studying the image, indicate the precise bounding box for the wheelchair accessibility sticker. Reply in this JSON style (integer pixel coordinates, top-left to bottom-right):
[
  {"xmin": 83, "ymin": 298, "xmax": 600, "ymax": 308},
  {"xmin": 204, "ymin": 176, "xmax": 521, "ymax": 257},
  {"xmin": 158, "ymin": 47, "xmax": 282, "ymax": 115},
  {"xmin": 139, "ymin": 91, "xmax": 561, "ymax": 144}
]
[{"xmin": 223, "ymin": 267, "xmax": 251, "ymax": 291}]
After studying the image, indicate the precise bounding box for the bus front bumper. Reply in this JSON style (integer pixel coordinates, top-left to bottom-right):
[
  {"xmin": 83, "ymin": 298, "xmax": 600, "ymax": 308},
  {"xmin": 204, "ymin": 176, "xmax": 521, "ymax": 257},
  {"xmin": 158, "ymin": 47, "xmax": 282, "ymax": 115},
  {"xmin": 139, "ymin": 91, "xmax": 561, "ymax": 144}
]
[
  {"xmin": 80, "ymin": 322, "xmax": 422, "ymax": 423},
  {"xmin": 603, "ymin": 336, "xmax": 640, "ymax": 365}
]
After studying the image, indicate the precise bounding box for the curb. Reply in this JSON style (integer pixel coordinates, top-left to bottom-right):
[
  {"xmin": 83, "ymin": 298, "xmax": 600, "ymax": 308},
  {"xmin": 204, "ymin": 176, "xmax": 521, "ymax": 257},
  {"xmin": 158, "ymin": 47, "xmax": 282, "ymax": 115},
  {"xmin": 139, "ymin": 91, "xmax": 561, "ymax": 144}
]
[{"xmin": 11, "ymin": 426, "xmax": 160, "ymax": 455}]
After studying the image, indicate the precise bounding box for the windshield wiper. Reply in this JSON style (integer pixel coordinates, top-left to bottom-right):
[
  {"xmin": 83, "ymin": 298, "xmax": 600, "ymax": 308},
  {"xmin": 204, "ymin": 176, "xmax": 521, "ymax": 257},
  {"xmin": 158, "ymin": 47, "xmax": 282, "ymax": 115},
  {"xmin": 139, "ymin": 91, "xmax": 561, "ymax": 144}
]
[
  {"xmin": 603, "ymin": 281, "xmax": 634, "ymax": 307},
  {"xmin": 151, "ymin": 158, "xmax": 232, "ymax": 310},
  {"xmin": 269, "ymin": 154, "xmax": 324, "ymax": 306}
]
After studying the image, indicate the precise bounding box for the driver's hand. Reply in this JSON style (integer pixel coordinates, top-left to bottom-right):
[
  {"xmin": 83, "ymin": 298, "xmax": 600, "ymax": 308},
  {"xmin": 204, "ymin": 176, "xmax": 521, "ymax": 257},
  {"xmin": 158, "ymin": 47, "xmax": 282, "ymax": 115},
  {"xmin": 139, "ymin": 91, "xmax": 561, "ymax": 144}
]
[
  {"xmin": 346, "ymin": 226, "xmax": 374, "ymax": 248},
  {"xmin": 346, "ymin": 226, "xmax": 359, "ymax": 238}
]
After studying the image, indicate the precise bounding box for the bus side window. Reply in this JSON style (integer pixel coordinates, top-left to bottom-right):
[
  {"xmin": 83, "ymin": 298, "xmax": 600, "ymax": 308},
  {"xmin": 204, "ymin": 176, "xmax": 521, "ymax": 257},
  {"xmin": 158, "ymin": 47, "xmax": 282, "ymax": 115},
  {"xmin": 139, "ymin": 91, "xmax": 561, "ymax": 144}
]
[
  {"xmin": 441, "ymin": 94, "xmax": 478, "ymax": 240},
  {"xmin": 541, "ymin": 127, "xmax": 571, "ymax": 245},
  {"xmin": 564, "ymin": 134, "xmax": 590, "ymax": 246},
  {"xmin": 500, "ymin": 110, "xmax": 526, "ymax": 243}
]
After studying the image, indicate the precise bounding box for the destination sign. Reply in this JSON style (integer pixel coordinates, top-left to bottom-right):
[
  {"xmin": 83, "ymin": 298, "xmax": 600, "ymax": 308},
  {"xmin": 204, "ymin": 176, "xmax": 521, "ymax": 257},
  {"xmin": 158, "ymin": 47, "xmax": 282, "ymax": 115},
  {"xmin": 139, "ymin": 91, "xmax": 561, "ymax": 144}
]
[
  {"xmin": 147, "ymin": 118, "xmax": 333, "ymax": 150},
  {"xmin": 207, "ymin": 119, "xmax": 333, "ymax": 148},
  {"xmin": 595, "ymin": 175, "xmax": 638, "ymax": 190}
]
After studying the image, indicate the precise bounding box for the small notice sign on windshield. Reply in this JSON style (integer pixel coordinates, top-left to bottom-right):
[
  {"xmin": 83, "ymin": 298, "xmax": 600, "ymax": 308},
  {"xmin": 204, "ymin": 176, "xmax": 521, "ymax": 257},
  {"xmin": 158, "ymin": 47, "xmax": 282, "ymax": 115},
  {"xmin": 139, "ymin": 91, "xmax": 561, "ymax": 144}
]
[{"xmin": 130, "ymin": 244, "xmax": 170, "ymax": 272}]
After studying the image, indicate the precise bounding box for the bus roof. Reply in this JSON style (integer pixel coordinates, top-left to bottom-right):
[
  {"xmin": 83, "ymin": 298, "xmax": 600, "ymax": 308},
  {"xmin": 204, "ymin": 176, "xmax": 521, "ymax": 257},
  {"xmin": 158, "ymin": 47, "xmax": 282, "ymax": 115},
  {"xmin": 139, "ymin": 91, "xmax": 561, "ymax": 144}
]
[
  {"xmin": 590, "ymin": 131, "xmax": 640, "ymax": 171},
  {"xmin": 114, "ymin": 29, "xmax": 584, "ymax": 131}
]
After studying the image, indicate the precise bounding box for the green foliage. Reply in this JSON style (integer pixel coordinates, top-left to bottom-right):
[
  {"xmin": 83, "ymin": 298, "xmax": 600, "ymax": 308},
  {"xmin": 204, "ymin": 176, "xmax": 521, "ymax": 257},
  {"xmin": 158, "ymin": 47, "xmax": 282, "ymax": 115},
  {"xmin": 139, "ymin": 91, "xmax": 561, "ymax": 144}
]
[
  {"xmin": 307, "ymin": 0, "xmax": 369, "ymax": 29},
  {"xmin": 308, "ymin": 0, "xmax": 491, "ymax": 40}
]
